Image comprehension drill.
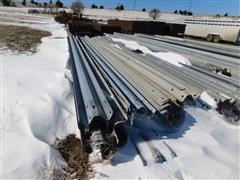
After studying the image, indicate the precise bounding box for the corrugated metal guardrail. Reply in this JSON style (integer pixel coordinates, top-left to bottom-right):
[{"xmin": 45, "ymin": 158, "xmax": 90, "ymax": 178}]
[{"xmin": 68, "ymin": 33, "xmax": 240, "ymax": 159}]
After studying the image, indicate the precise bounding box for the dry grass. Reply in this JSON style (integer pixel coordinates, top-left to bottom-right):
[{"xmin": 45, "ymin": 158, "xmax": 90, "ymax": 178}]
[
  {"xmin": 0, "ymin": 25, "xmax": 51, "ymax": 53},
  {"xmin": 54, "ymin": 134, "xmax": 92, "ymax": 180}
]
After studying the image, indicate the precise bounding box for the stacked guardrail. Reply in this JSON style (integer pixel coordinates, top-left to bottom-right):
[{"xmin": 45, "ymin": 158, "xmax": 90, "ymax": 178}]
[
  {"xmin": 105, "ymin": 33, "xmax": 240, "ymax": 124},
  {"xmin": 68, "ymin": 35, "xmax": 198, "ymax": 158},
  {"xmin": 68, "ymin": 33, "xmax": 239, "ymax": 159}
]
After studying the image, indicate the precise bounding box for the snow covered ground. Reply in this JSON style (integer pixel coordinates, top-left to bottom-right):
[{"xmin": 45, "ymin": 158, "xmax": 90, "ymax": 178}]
[
  {"xmin": 82, "ymin": 8, "xmax": 239, "ymax": 23},
  {"xmin": 82, "ymin": 8, "xmax": 186, "ymax": 23},
  {"xmin": 1, "ymin": 7, "xmax": 239, "ymax": 180},
  {"xmin": 94, "ymin": 103, "xmax": 239, "ymax": 179},
  {"xmin": 1, "ymin": 7, "xmax": 79, "ymax": 179}
]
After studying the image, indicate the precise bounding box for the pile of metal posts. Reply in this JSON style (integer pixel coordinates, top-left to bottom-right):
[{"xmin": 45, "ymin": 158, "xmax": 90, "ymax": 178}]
[
  {"xmin": 112, "ymin": 33, "xmax": 240, "ymax": 78},
  {"xmin": 68, "ymin": 35, "xmax": 200, "ymax": 158},
  {"xmin": 104, "ymin": 33, "xmax": 240, "ymax": 124},
  {"xmin": 68, "ymin": 36, "xmax": 128, "ymax": 159},
  {"xmin": 68, "ymin": 33, "xmax": 239, "ymax": 158}
]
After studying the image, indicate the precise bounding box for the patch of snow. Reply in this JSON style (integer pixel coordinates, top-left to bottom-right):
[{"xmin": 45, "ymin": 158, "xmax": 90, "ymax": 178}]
[
  {"xmin": 200, "ymin": 91, "xmax": 217, "ymax": 108},
  {"xmin": 112, "ymin": 38, "xmax": 191, "ymax": 67},
  {"xmin": 217, "ymin": 72, "xmax": 224, "ymax": 76},
  {"xmin": 1, "ymin": 8, "xmax": 79, "ymax": 179},
  {"xmin": 110, "ymin": 43, "xmax": 122, "ymax": 49},
  {"xmin": 217, "ymin": 71, "xmax": 232, "ymax": 78}
]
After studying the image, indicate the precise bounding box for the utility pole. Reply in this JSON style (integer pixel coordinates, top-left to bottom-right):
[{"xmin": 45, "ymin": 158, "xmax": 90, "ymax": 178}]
[
  {"xmin": 133, "ymin": 0, "xmax": 136, "ymax": 10},
  {"xmin": 188, "ymin": 0, "xmax": 192, "ymax": 11}
]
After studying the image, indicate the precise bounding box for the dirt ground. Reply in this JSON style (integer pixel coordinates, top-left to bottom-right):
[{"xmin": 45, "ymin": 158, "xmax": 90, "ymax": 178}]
[{"xmin": 0, "ymin": 25, "xmax": 51, "ymax": 53}]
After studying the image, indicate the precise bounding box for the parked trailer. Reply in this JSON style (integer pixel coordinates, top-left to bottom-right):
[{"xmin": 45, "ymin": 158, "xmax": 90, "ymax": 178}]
[{"xmin": 184, "ymin": 18, "xmax": 240, "ymax": 44}]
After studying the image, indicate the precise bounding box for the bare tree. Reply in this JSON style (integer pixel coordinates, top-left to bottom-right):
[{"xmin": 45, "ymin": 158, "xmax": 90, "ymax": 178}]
[
  {"xmin": 149, "ymin": 8, "xmax": 160, "ymax": 20},
  {"xmin": 71, "ymin": 0, "xmax": 84, "ymax": 18}
]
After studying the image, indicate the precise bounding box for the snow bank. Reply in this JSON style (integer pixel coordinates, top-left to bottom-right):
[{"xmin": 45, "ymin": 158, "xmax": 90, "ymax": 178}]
[
  {"xmin": 1, "ymin": 8, "xmax": 79, "ymax": 179},
  {"xmin": 112, "ymin": 38, "xmax": 191, "ymax": 67}
]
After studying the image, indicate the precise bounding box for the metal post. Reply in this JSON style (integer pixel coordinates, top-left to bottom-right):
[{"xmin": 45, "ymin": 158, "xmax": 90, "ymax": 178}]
[{"xmin": 188, "ymin": 0, "xmax": 192, "ymax": 11}]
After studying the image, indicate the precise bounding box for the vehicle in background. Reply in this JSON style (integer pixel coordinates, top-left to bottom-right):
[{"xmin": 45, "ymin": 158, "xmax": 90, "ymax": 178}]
[{"xmin": 184, "ymin": 18, "xmax": 240, "ymax": 44}]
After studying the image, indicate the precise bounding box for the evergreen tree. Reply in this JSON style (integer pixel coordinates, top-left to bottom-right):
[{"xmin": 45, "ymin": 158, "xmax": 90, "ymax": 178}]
[
  {"xmin": 22, "ymin": 0, "xmax": 26, "ymax": 6},
  {"xmin": 56, "ymin": 0, "xmax": 64, "ymax": 8}
]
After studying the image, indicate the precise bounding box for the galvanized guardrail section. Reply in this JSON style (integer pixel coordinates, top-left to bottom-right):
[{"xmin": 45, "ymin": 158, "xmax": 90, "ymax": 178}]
[
  {"xmin": 68, "ymin": 33, "xmax": 240, "ymax": 159},
  {"xmin": 86, "ymin": 37, "xmax": 185, "ymax": 121},
  {"xmin": 107, "ymin": 33, "xmax": 240, "ymax": 124},
  {"xmin": 112, "ymin": 33, "xmax": 240, "ymax": 78},
  {"xmin": 69, "ymin": 35, "xmax": 129, "ymax": 159},
  {"xmin": 68, "ymin": 34, "xmax": 193, "ymax": 158}
]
